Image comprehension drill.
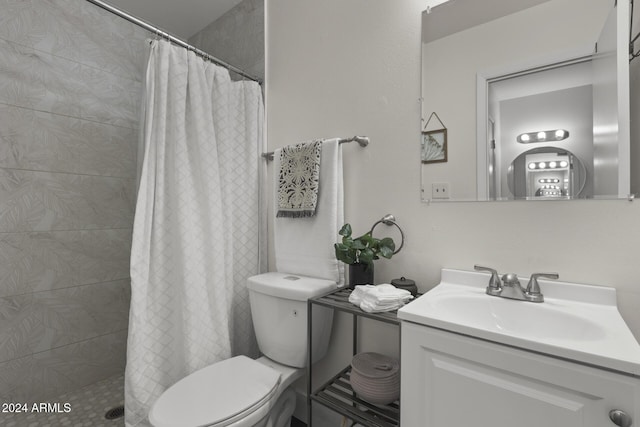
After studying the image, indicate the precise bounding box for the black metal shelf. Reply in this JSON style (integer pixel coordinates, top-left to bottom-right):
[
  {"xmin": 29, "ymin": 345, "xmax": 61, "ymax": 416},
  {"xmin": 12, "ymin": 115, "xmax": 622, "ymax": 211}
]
[
  {"xmin": 311, "ymin": 365, "xmax": 399, "ymax": 427},
  {"xmin": 307, "ymin": 287, "xmax": 411, "ymax": 427},
  {"xmin": 310, "ymin": 288, "xmax": 403, "ymax": 325}
]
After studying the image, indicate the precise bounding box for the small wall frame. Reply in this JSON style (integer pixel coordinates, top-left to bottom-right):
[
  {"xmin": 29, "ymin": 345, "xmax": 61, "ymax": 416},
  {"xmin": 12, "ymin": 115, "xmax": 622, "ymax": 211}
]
[{"xmin": 421, "ymin": 128, "xmax": 448, "ymax": 164}]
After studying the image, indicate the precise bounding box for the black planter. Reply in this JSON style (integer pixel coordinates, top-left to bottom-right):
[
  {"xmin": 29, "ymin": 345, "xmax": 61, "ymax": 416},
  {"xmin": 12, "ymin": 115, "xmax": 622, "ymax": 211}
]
[{"xmin": 348, "ymin": 262, "xmax": 374, "ymax": 288}]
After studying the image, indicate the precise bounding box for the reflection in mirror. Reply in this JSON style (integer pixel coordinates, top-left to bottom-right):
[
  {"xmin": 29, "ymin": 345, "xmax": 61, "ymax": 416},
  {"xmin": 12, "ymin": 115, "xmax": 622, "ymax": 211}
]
[
  {"xmin": 420, "ymin": 0, "xmax": 635, "ymax": 202},
  {"xmin": 487, "ymin": 59, "xmax": 596, "ymax": 199},
  {"xmin": 506, "ymin": 147, "xmax": 587, "ymax": 199}
]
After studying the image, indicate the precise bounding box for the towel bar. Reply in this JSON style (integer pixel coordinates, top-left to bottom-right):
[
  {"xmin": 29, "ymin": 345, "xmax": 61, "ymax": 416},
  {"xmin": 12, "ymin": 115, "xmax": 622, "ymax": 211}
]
[{"xmin": 261, "ymin": 136, "xmax": 369, "ymax": 161}]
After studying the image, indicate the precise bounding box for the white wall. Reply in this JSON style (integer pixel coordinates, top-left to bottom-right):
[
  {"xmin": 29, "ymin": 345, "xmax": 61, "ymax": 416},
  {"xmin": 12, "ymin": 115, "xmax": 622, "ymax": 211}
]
[
  {"xmin": 189, "ymin": 0, "xmax": 264, "ymax": 82},
  {"xmin": 266, "ymin": 0, "xmax": 640, "ymax": 404}
]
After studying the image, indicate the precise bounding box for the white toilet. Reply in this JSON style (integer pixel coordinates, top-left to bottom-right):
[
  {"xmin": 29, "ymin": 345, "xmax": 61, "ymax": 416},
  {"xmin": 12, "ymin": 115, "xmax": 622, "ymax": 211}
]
[{"xmin": 148, "ymin": 272, "xmax": 337, "ymax": 427}]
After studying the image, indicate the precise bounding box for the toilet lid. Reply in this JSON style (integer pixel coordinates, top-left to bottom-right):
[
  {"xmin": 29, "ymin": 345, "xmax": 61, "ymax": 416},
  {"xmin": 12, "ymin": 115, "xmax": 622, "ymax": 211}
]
[{"xmin": 149, "ymin": 356, "xmax": 281, "ymax": 427}]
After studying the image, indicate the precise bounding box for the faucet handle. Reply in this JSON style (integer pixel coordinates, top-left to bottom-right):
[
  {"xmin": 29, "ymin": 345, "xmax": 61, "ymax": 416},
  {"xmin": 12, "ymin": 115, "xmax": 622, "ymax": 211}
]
[
  {"xmin": 474, "ymin": 265, "xmax": 502, "ymax": 295},
  {"xmin": 525, "ymin": 273, "xmax": 559, "ymax": 302}
]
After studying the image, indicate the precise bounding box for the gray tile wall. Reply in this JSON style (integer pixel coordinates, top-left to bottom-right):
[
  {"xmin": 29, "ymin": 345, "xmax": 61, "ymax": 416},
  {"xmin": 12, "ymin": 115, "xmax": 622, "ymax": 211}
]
[
  {"xmin": 189, "ymin": 0, "xmax": 264, "ymax": 82},
  {"xmin": 0, "ymin": 0, "xmax": 151, "ymax": 403}
]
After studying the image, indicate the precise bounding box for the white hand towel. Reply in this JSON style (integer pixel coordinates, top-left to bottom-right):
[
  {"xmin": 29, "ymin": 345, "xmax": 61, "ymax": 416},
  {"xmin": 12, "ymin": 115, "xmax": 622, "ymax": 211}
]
[
  {"xmin": 358, "ymin": 284, "xmax": 413, "ymax": 313},
  {"xmin": 274, "ymin": 139, "xmax": 344, "ymax": 285},
  {"xmin": 349, "ymin": 285, "xmax": 376, "ymax": 305}
]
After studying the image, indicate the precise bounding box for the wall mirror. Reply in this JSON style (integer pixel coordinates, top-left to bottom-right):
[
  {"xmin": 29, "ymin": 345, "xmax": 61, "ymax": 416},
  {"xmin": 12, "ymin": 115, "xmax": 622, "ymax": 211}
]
[{"xmin": 420, "ymin": 0, "xmax": 636, "ymax": 202}]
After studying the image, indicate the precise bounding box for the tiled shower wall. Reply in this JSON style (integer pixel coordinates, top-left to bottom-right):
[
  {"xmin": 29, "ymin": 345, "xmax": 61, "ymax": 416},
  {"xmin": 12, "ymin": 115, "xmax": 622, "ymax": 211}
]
[
  {"xmin": 0, "ymin": 0, "xmax": 151, "ymax": 402},
  {"xmin": 189, "ymin": 0, "xmax": 264, "ymax": 82}
]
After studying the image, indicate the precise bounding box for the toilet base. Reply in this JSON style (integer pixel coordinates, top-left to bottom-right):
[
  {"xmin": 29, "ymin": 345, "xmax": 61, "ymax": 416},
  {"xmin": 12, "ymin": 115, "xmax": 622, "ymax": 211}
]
[
  {"xmin": 227, "ymin": 387, "xmax": 296, "ymax": 427},
  {"xmin": 267, "ymin": 387, "xmax": 296, "ymax": 427}
]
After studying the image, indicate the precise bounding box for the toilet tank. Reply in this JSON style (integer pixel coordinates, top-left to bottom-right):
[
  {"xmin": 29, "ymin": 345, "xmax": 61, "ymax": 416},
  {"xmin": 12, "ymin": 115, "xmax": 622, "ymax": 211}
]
[{"xmin": 247, "ymin": 272, "xmax": 337, "ymax": 368}]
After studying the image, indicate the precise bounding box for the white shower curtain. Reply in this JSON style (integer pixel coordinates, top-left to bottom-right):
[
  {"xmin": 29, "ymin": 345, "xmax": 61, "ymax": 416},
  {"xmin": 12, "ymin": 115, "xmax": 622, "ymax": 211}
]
[{"xmin": 125, "ymin": 40, "xmax": 264, "ymax": 427}]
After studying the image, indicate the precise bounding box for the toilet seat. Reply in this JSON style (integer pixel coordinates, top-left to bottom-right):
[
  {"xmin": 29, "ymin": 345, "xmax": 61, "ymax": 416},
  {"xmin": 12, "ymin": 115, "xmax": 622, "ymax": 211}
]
[{"xmin": 149, "ymin": 356, "xmax": 281, "ymax": 427}]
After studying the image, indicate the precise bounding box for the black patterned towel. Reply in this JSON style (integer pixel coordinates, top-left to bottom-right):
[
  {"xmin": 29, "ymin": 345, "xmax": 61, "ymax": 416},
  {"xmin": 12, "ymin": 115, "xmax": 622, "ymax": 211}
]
[{"xmin": 277, "ymin": 141, "xmax": 322, "ymax": 218}]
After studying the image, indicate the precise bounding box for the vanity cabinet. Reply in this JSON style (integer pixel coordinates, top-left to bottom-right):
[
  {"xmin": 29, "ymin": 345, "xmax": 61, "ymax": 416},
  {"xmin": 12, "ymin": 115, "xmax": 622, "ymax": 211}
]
[{"xmin": 401, "ymin": 321, "xmax": 640, "ymax": 427}]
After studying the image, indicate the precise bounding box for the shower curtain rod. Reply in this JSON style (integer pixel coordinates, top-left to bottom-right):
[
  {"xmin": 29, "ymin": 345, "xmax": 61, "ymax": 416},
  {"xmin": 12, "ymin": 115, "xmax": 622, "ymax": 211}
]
[
  {"xmin": 261, "ymin": 136, "xmax": 370, "ymax": 161},
  {"xmin": 85, "ymin": 0, "xmax": 263, "ymax": 84}
]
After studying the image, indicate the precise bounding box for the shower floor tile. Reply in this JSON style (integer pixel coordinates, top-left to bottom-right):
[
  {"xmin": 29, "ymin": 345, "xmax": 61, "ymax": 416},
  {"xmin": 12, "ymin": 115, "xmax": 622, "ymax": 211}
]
[{"xmin": 2, "ymin": 374, "xmax": 124, "ymax": 427}]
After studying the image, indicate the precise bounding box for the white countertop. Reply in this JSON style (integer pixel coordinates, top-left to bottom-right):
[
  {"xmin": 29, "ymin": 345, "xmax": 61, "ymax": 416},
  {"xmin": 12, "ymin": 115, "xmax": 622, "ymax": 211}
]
[{"xmin": 398, "ymin": 268, "xmax": 640, "ymax": 376}]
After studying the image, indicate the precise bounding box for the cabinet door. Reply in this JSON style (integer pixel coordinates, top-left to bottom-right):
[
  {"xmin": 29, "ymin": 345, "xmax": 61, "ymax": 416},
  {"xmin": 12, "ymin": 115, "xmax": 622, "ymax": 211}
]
[{"xmin": 401, "ymin": 322, "xmax": 640, "ymax": 427}]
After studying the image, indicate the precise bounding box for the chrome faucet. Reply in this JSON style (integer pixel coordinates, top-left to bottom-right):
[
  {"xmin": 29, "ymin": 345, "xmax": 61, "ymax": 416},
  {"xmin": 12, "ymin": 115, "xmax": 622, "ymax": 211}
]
[
  {"xmin": 500, "ymin": 273, "xmax": 526, "ymax": 300},
  {"xmin": 474, "ymin": 265, "xmax": 558, "ymax": 303}
]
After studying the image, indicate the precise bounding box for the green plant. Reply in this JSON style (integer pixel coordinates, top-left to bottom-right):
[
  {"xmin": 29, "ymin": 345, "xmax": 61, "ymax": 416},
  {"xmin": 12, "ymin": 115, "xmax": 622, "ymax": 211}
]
[{"xmin": 334, "ymin": 223, "xmax": 396, "ymax": 270}]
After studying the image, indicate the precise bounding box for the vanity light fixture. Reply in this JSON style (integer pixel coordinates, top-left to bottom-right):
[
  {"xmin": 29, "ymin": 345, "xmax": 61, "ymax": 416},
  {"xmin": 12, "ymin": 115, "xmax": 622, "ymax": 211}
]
[
  {"xmin": 528, "ymin": 161, "xmax": 569, "ymax": 170},
  {"xmin": 538, "ymin": 178, "xmax": 560, "ymax": 183},
  {"xmin": 517, "ymin": 129, "xmax": 570, "ymax": 144}
]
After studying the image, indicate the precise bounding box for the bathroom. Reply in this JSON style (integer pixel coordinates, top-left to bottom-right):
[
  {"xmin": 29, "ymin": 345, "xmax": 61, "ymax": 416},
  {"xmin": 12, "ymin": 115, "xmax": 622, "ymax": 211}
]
[{"xmin": 1, "ymin": 0, "xmax": 639, "ymax": 426}]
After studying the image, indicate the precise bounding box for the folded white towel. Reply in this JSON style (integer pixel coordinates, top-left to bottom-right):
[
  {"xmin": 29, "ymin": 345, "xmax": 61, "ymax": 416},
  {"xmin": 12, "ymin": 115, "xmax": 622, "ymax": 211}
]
[
  {"xmin": 348, "ymin": 285, "xmax": 375, "ymax": 305},
  {"xmin": 350, "ymin": 284, "xmax": 413, "ymax": 313}
]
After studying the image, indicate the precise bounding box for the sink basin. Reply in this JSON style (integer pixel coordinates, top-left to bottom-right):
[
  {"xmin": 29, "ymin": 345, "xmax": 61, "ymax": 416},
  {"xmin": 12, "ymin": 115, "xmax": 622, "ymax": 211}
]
[
  {"xmin": 398, "ymin": 268, "xmax": 640, "ymax": 375},
  {"xmin": 432, "ymin": 293, "xmax": 607, "ymax": 341}
]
